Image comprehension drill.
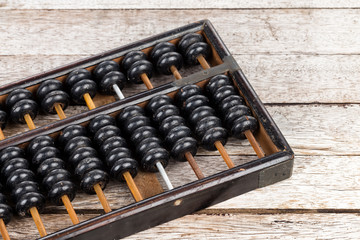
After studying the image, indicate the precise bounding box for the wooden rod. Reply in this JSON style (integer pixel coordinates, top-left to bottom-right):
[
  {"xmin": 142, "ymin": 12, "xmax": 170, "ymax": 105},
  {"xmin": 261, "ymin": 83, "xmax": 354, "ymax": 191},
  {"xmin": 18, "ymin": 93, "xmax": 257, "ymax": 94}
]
[
  {"xmin": 184, "ymin": 152, "xmax": 205, "ymax": 179},
  {"xmin": 54, "ymin": 103, "xmax": 67, "ymax": 120},
  {"xmin": 24, "ymin": 113, "xmax": 36, "ymax": 130},
  {"xmin": 123, "ymin": 171, "xmax": 143, "ymax": 202},
  {"xmin": 93, "ymin": 184, "xmax": 111, "ymax": 213},
  {"xmin": 170, "ymin": 65, "xmax": 182, "ymax": 80},
  {"xmin": 61, "ymin": 195, "xmax": 80, "ymax": 225},
  {"xmin": 140, "ymin": 73, "xmax": 154, "ymax": 90},
  {"xmin": 197, "ymin": 55, "xmax": 211, "ymax": 69},
  {"xmin": 244, "ymin": 130, "xmax": 265, "ymax": 158},
  {"xmin": 29, "ymin": 207, "xmax": 47, "ymax": 237},
  {"xmin": 0, "ymin": 129, "xmax": 5, "ymax": 141},
  {"xmin": 214, "ymin": 141, "xmax": 235, "ymax": 169},
  {"xmin": 83, "ymin": 93, "xmax": 96, "ymax": 110},
  {"xmin": 0, "ymin": 219, "xmax": 10, "ymax": 240}
]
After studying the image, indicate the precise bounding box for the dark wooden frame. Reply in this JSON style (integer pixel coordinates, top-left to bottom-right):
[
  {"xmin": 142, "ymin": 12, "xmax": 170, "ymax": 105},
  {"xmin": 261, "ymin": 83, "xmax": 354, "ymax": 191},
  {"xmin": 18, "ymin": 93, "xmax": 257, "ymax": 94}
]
[{"xmin": 0, "ymin": 20, "xmax": 294, "ymax": 239}]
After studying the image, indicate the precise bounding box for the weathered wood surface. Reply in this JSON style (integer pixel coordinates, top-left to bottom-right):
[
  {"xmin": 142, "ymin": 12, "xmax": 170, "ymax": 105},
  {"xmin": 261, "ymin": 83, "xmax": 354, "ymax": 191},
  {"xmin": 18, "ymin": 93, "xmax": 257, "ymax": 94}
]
[
  {"xmin": 0, "ymin": 3, "xmax": 359, "ymax": 240},
  {"xmin": 0, "ymin": 10, "xmax": 360, "ymax": 55},
  {"xmin": 2, "ymin": 0, "xmax": 360, "ymax": 9}
]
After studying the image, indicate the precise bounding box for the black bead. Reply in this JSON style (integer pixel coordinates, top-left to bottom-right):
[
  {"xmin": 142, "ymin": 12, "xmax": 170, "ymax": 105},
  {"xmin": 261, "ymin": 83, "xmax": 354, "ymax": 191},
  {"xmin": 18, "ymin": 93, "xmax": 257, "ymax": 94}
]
[
  {"xmin": 164, "ymin": 126, "xmax": 192, "ymax": 147},
  {"xmin": 99, "ymin": 71, "xmax": 126, "ymax": 94},
  {"xmin": 105, "ymin": 147, "xmax": 132, "ymax": 168},
  {"xmin": 93, "ymin": 125, "xmax": 121, "ymax": 147},
  {"xmin": 156, "ymin": 52, "xmax": 183, "ymax": 75},
  {"xmin": 74, "ymin": 157, "xmax": 104, "ymax": 179},
  {"xmin": 37, "ymin": 158, "xmax": 65, "ymax": 177},
  {"xmin": 58, "ymin": 125, "xmax": 87, "ymax": 148},
  {"xmin": 80, "ymin": 169, "xmax": 109, "ymax": 194},
  {"xmin": 0, "ymin": 147, "xmax": 24, "ymax": 167},
  {"xmin": 110, "ymin": 158, "xmax": 138, "ymax": 182},
  {"xmin": 65, "ymin": 68, "xmax": 92, "ymax": 89},
  {"xmin": 184, "ymin": 42, "xmax": 211, "ymax": 65},
  {"xmin": 170, "ymin": 137, "xmax": 198, "ymax": 162},
  {"xmin": 206, "ymin": 75, "xmax": 232, "ymax": 96},
  {"xmin": 68, "ymin": 147, "xmax": 98, "ymax": 167},
  {"xmin": 188, "ymin": 106, "xmax": 216, "ymax": 127},
  {"xmin": 178, "ymin": 33, "xmax": 204, "ymax": 55},
  {"xmin": 201, "ymin": 127, "xmax": 228, "ymax": 151},
  {"xmin": 41, "ymin": 90, "xmax": 70, "ymax": 114},
  {"xmin": 194, "ymin": 116, "xmax": 222, "ymax": 139},
  {"xmin": 152, "ymin": 104, "xmax": 180, "ymax": 125},
  {"xmin": 0, "ymin": 109, "xmax": 8, "ymax": 130},
  {"xmin": 218, "ymin": 95, "xmax": 245, "ymax": 115},
  {"xmin": 15, "ymin": 192, "xmax": 45, "ymax": 216},
  {"xmin": 223, "ymin": 105, "xmax": 252, "ymax": 129},
  {"xmin": 37, "ymin": 79, "xmax": 64, "ymax": 100},
  {"xmin": 70, "ymin": 79, "xmax": 97, "ymax": 105},
  {"xmin": 10, "ymin": 99, "xmax": 39, "ymax": 124},
  {"xmin": 0, "ymin": 202, "xmax": 12, "ymax": 224},
  {"xmin": 158, "ymin": 115, "xmax": 186, "ymax": 136},
  {"xmin": 42, "ymin": 169, "xmax": 72, "ymax": 191},
  {"xmin": 93, "ymin": 61, "xmax": 120, "ymax": 81},
  {"xmin": 6, "ymin": 168, "xmax": 35, "ymax": 191},
  {"xmin": 99, "ymin": 136, "xmax": 128, "ymax": 157},
  {"xmin": 212, "ymin": 85, "xmax": 237, "ymax": 105},
  {"xmin": 136, "ymin": 137, "xmax": 162, "ymax": 159},
  {"xmin": 117, "ymin": 105, "xmax": 145, "ymax": 124},
  {"xmin": 122, "ymin": 51, "xmax": 147, "ymax": 72},
  {"xmin": 127, "ymin": 60, "xmax": 153, "ymax": 84},
  {"xmin": 141, "ymin": 148, "xmax": 169, "ymax": 172},
  {"xmin": 64, "ymin": 136, "xmax": 92, "ymax": 156},
  {"xmin": 146, "ymin": 95, "xmax": 172, "ymax": 114},
  {"xmin": 48, "ymin": 181, "xmax": 76, "ymax": 205},
  {"xmin": 32, "ymin": 146, "xmax": 61, "ymax": 166},
  {"xmin": 231, "ymin": 115, "xmax": 258, "ymax": 139},
  {"xmin": 88, "ymin": 114, "xmax": 116, "ymax": 136},
  {"xmin": 11, "ymin": 181, "xmax": 39, "ymax": 202},
  {"xmin": 130, "ymin": 126, "xmax": 157, "ymax": 145},
  {"xmin": 175, "ymin": 84, "xmax": 203, "ymax": 106},
  {"xmin": 27, "ymin": 135, "xmax": 54, "ymax": 157},
  {"xmin": 182, "ymin": 95, "xmax": 209, "ymax": 117},
  {"xmin": 6, "ymin": 89, "xmax": 33, "ymax": 110},
  {"xmin": 1, "ymin": 158, "xmax": 29, "ymax": 181},
  {"xmin": 150, "ymin": 42, "xmax": 177, "ymax": 64},
  {"xmin": 122, "ymin": 115, "xmax": 151, "ymax": 135}
]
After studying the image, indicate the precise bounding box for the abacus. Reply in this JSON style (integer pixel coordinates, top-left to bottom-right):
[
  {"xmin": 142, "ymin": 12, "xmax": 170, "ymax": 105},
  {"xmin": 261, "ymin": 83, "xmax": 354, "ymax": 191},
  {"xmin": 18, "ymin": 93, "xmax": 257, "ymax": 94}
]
[{"xmin": 0, "ymin": 20, "xmax": 294, "ymax": 239}]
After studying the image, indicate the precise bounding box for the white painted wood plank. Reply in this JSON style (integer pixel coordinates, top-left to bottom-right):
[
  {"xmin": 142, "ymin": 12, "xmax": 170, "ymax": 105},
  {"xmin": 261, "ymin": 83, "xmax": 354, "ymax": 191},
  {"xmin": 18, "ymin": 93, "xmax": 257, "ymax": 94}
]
[
  {"xmin": 0, "ymin": 9, "xmax": 359, "ymax": 55},
  {"xmin": 5, "ymin": 213, "xmax": 360, "ymax": 239},
  {"xmin": 2, "ymin": 0, "xmax": 360, "ymax": 9},
  {"xmin": 1, "ymin": 54, "xmax": 358, "ymax": 104}
]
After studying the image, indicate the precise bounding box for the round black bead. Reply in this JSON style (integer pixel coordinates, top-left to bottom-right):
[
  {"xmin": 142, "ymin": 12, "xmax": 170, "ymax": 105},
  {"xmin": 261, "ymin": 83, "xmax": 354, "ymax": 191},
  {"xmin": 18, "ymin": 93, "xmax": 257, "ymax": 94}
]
[
  {"xmin": 93, "ymin": 61, "xmax": 120, "ymax": 81},
  {"xmin": 175, "ymin": 84, "xmax": 202, "ymax": 106},
  {"xmin": 150, "ymin": 42, "xmax": 177, "ymax": 64},
  {"xmin": 178, "ymin": 33, "xmax": 204, "ymax": 55},
  {"xmin": 80, "ymin": 169, "xmax": 109, "ymax": 194},
  {"xmin": 99, "ymin": 71, "xmax": 126, "ymax": 94},
  {"xmin": 6, "ymin": 89, "xmax": 33, "ymax": 110},
  {"xmin": 130, "ymin": 126, "xmax": 157, "ymax": 145},
  {"xmin": 218, "ymin": 95, "xmax": 245, "ymax": 115},
  {"xmin": 99, "ymin": 136, "xmax": 128, "ymax": 157},
  {"xmin": 141, "ymin": 148, "xmax": 169, "ymax": 172},
  {"xmin": 58, "ymin": 125, "xmax": 87, "ymax": 148},
  {"xmin": 146, "ymin": 95, "xmax": 172, "ymax": 114},
  {"xmin": 68, "ymin": 147, "xmax": 98, "ymax": 168},
  {"xmin": 70, "ymin": 79, "xmax": 97, "ymax": 105},
  {"xmin": 223, "ymin": 105, "xmax": 252, "ymax": 129},
  {"xmin": 48, "ymin": 181, "xmax": 76, "ymax": 205},
  {"xmin": 206, "ymin": 75, "xmax": 232, "ymax": 95},
  {"xmin": 0, "ymin": 109, "xmax": 8, "ymax": 130},
  {"xmin": 1, "ymin": 158, "xmax": 29, "ymax": 181},
  {"xmin": 152, "ymin": 104, "xmax": 180, "ymax": 125},
  {"xmin": 182, "ymin": 95, "xmax": 209, "ymax": 117},
  {"xmin": 170, "ymin": 137, "xmax": 198, "ymax": 162},
  {"xmin": 6, "ymin": 168, "xmax": 35, "ymax": 190},
  {"xmin": 136, "ymin": 137, "xmax": 162, "ymax": 159},
  {"xmin": 231, "ymin": 115, "xmax": 258, "ymax": 139},
  {"xmin": 184, "ymin": 42, "xmax": 211, "ymax": 65},
  {"xmin": 88, "ymin": 115, "xmax": 116, "ymax": 136},
  {"xmin": 41, "ymin": 90, "xmax": 70, "ymax": 114},
  {"xmin": 16, "ymin": 192, "xmax": 45, "ymax": 216},
  {"xmin": 93, "ymin": 125, "xmax": 121, "ymax": 147},
  {"xmin": 187, "ymin": 106, "xmax": 216, "ymax": 127},
  {"xmin": 156, "ymin": 52, "xmax": 183, "ymax": 75},
  {"xmin": 37, "ymin": 158, "xmax": 65, "ymax": 177},
  {"xmin": 0, "ymin": 202, "xmax": 12, "ymax": 224},
  {"xmin": 117, "ymin": 105, "xmax": 145, "ymax": 124},
  {"xmin": 11, "ymin": 181, "xmax": 39, "ymax": 202},
  {"xmin": 110, "ymin": 158, "xmax": 138, "ymax": 182},
  {"xmin": 122, "ymin": 115, "xmax": 151, "ymax": 135},
  {"xmin": 212, "ymin": 85, "xmax": 237, "ymax": 105},
  {"xmin": 122, "ymin": 51, "xmax": 147, "ymax": 72},
  {"xmin": 106, "ymin": 147, "xmax": 132, "ymax": 168},
  {"xmin": 31, "ymin": 146, "xmax": 61, "ymax": 166},
  {"xmin": 158, "ymin": 115, "xmax": 186, "ymax": 136},
  {"xmin": 201, "ymin": 127, "xmax": 228, "ymax": 151},
  {"xmin": 127, "ymin": 60, "xmax": 153, "ymax": 84},
  {"xmin": 0, "ymin": 146, "xmax": 24, "ymax": 167},
  {"xmin": 64, "ymin": 136, "xmax": 92, "ymax": 156},
  {"xmin": 10, "ymin": 99, "xmax": 39, "ymax": 124},
  {"xmin": 75, "ymin": 157, "xmax": 104, "ymax": 179},
  {"xmin": 65, "ymin": 68, "xmax": 92, "ymax": 89},
  {"xmin": 27, "ymin": 135, "xmax": 54, "ymax": 157},
  {"xmin": 42, "ymin": 169, "xmax": 72, "ymax": 191}
]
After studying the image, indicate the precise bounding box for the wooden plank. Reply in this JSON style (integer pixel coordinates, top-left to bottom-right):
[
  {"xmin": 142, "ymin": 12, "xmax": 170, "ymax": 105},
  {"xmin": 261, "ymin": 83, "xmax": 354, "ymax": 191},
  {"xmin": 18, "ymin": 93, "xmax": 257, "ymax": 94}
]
[
  {"xmin": 5, "ymin": 213, "xmax": 360, "ymax": 239},
  {"xmin": 0, "ymin": 10, "xmax": 360, "ymax": 55},
  {"xmin": 1, "ymin": 54, "xmax": 359, "ymax": 104},
  {"xmin": 2, "ymin": 0, "xmax": 360, "ymax": 9}
]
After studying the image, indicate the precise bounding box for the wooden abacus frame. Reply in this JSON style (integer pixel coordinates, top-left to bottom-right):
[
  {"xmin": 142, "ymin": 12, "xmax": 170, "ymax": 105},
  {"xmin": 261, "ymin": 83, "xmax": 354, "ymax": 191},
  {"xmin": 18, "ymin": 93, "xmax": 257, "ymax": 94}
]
[{"xmin": 0, "ymin": 20, "xmax": 294, "ymax": 239}]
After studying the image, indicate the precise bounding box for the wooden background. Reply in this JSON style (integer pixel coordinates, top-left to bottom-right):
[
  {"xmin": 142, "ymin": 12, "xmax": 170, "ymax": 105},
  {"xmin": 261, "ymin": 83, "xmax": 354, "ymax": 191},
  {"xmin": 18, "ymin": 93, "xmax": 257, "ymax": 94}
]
[{"xmin": 0, "ymin": 1, "xmax": 359, "ymax": 239}]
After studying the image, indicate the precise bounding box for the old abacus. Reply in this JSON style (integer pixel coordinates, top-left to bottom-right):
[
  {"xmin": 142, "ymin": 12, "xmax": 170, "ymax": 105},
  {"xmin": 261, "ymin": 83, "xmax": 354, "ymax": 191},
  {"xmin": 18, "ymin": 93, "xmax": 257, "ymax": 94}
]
[{"xmin": 0, "ymin": 20, "xmax": 293, "ymax": 239}]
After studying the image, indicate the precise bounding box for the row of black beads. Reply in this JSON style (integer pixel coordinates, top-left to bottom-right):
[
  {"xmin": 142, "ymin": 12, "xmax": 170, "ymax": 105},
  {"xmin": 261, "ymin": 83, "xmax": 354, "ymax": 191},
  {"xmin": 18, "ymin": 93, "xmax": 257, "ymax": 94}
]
[
  {"xmin": 146, "ymin": 95, "xmax": 197, "ymax": 162},
  {"xmin": 0, "ymin": 146, "xmax": 45, "ymax": 216},
  {"xmin": 175, "ymin": 84, "xmax": 228, "ymax": 151},
  {"xmin": 27, "ymin": 136, "xmax": 76, "ymax": 205},
  {"xmin": 58, "ymin": 125, "xmax": 109, "ymax": 194},
  {"xmin": 117, "ymin": 106, "xmax": 170, "ymax": 172},
  {"xmin": 0, "ymin": 183, "xmax": 12, "ymax": 224},
  {"xmin": 88, "ymin": 115, "xmax": 138, "ymax": 182},
  {"xmin": 206, "ymin": 75, "xmax": 258, "ymax": 139}
]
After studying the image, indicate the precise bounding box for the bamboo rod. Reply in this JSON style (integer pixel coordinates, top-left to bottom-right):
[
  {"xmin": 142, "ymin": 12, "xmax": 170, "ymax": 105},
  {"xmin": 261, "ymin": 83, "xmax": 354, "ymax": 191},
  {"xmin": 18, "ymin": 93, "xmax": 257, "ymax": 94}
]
[
  {"xmin": 93, "ymin": 184, "xmax": 111, "ymax": 213},
  {"xmin": 54, "ymin": 103, "xmax": 67, "ymax": 120},
  {"xmin": 197, "ymin": 55, "xmax": 211, "ymax": 69},
  {"xmin": 214, "ymin": 141, "xmax": 235, "ymax": 169},
  {"xmin": 24, "ymin": 114, "xmax": 36, "ymax": 130},
  {"xmin": 0, "ymin": 219, "xmax": 10, "ymax": 240},
  {"xmin": 140, "ymin": 73, "xmax": 154, "ymax": 89},
  {"xmin": 123, "ymin": 171, "xmax": 143, "ymax": 202},
  {"xmin": 170, "ymin": 65, "xmax": 182, "ymax": 80},
  {"xmin": 29, "ymin": 207, "xmax": 47, "ymax": 237},
  {"xmin": 185, "ymin": 152, "xmax": 204, "ymax": 179},
  {"xmin": 83, "ymin": 93, "xmax": 96, "ymax": 110},
  {"xmin": 61, "ymin": 195, "xmax": 80, "ymax": 224}
]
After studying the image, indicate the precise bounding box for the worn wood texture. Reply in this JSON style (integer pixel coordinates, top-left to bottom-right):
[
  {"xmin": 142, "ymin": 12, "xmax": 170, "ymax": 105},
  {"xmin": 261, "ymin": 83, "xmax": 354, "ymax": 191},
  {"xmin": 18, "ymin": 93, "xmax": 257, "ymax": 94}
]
[{"xmin": 0, "ymin": 3, "xmax": 359, "ymax": 240}]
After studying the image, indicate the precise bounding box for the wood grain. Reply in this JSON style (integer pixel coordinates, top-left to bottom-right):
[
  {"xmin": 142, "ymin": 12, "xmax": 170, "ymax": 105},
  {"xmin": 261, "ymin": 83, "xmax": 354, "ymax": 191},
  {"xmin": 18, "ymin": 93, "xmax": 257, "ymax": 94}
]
[
  {"xmin": 0, "ymin": 10, "xmax": 360, "ymax": 55},
  {"xmin": 2, "ymin": 0, "xmax": 360, "ymax": 9}
]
